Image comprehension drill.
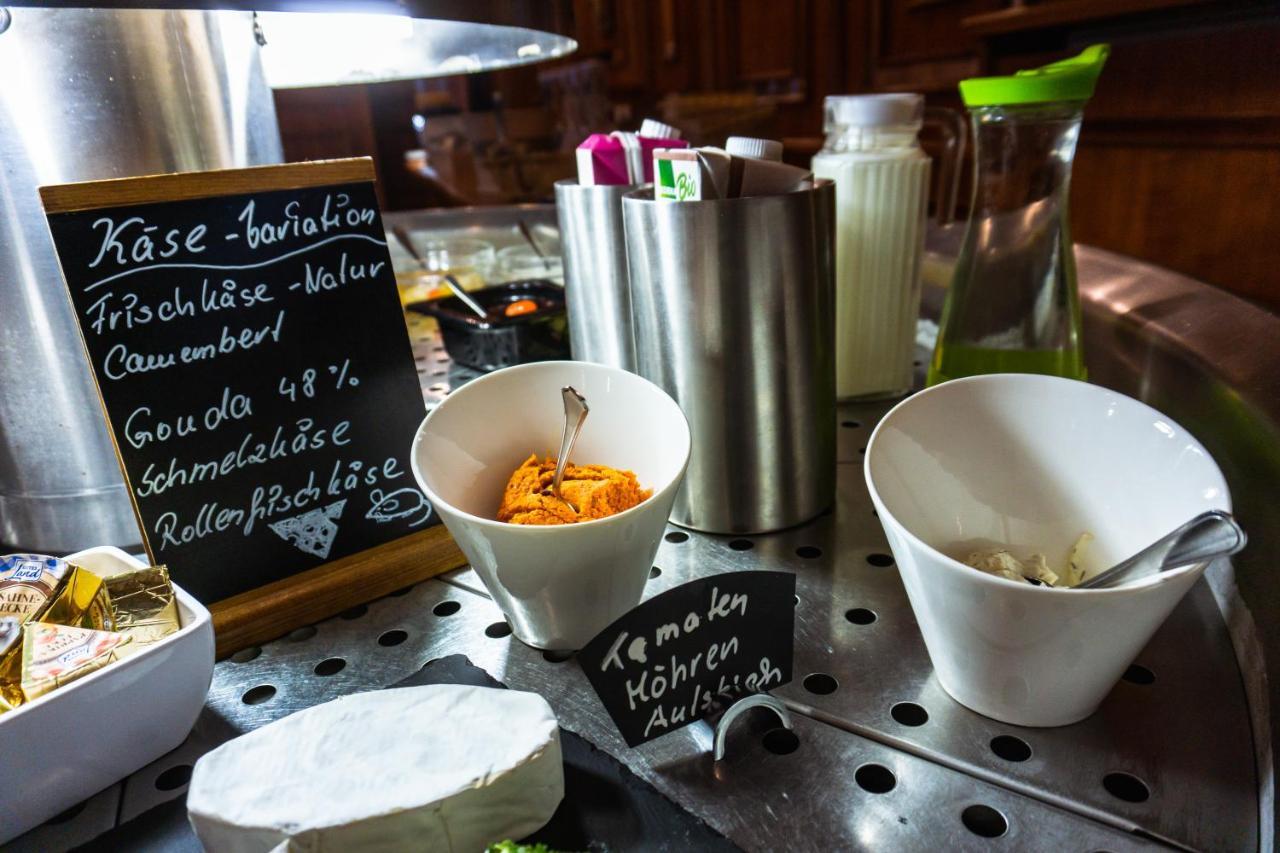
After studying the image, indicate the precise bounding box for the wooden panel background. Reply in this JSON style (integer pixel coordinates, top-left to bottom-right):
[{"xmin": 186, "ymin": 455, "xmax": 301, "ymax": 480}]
[{"xmin": 272, "ymin": 0, "xmax": 1280, "ymax": 310}]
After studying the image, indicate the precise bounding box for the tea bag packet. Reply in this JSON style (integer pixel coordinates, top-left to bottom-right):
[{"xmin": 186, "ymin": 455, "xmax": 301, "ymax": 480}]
[
  {"xmin": 20, "ymin": 623, "xmax": 130, "ymax": 702},
  {"xmin": 0, "ymin": 616, "xmax": 21, "ymax": 713},
  {"xmin": 105, "ymin": 565, "xmax": 180, "ymax": 653}
]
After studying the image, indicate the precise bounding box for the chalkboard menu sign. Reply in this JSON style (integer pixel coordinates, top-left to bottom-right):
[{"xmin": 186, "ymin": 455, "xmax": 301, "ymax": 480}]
[
  {"xmin": 40, "ymin": 160, "xmax": 463, "ymax": 649},
  {"xmin": 579, "ymin": 571, "xmax": 796, "ymax": 747}
]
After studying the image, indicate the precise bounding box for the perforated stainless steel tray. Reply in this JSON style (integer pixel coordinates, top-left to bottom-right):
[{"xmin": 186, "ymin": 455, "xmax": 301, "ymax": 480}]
[{"xmin": 11, "ymin": 209, "xmax": 1264, "ymax": 852}]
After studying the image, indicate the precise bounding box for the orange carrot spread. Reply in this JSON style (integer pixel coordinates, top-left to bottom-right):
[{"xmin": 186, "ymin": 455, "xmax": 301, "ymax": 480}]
[{"xmin": 497, "ymin": 454, "xmax": 651, "ymax": 525}]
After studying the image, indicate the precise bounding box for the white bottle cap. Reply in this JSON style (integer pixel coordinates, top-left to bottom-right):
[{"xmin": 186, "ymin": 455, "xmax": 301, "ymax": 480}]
[
  {"xmin": 825, "ymin": 94, "xmax": 924, "ymax": 128},
  {"xmin": 639, "ymin": 118, "xmax": 682, "ymax": 140},
  {"xmin": 724, "ymin": 136, "xmax": 784, "ymax": 161}
]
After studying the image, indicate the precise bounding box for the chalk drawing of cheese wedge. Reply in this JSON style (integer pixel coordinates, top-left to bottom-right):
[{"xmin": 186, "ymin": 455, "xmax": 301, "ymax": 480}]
[{"xmin": 269, "ymin": 499, "xmax": 346, "ymax": 559}]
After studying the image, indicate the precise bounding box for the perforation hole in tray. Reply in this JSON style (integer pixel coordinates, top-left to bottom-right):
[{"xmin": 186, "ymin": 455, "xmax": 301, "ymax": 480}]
[
  {"xmin": 961, "ymin": 804, "xmax": 1008, "ymax": 838},
  {"xmin": 485, "ymin": 621, "xmax": 513, "ymax": 639},
  {"xmin": 891, "ymin": 702, "xmax": 928, "ymax": 727},
  {"xmin": 762, "ymin": 728, "xmax": 800, "ymax": 755},
  {"xmin": 1102, "ymin": 772, "xmax": 1150, "ymax": 803},
  {"xmin": 242, "ymin": 684, "xmax": 276, "ymax": 705},
  {"xmin": 314, "ymin": 657, "xmax": 346, "ymax": 676},
  {"xmin": 845, "ymin": 608, "xmax": 877, "ymax": 625},
  {"xmin": 1123, "ymin": 664, "xmax": 1156, "ymax": 685},
  {"xmin": 230, "ymin": 646, "xmax": 262, "ymax": 663},
  {"xmin": 665, "ymin": 531, "xmax": 689, "ymax": 543},
  {"xmin": 854, "ymin": 763, "xmax": 896, "ymax": 794},
  {"xmin": 154, "ymin": 765, "xmax": 193, "ymax": 792},
  {"xmin": 433, "ymin": 600, "xmax": 461, "ymax": 617},
  {"xmin": 990, "ymin": 735, "xmax": 1032, "ymax": 763},
  {"xmin": 803, "ymin": 673, "xmax": 839, "ymax": 695},
  {"xmin": 378, "ymin": 629, "xmax": 408, "ymax": 647}
]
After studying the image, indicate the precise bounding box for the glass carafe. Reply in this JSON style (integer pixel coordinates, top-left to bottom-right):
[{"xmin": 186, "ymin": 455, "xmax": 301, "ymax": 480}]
[
  {"xmin": 929, "ymin": 102, "xmax": 1086, "ymax": 384},
  {"xmin": 928, "ymin": 44, "xmax": 1108, "ymax": 385}
]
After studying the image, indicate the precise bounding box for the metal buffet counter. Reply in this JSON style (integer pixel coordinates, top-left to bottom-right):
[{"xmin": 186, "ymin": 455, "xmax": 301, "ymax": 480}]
[{"xmin": 12, "ymin": 206, "xmax": 1275, "ymax": 852}]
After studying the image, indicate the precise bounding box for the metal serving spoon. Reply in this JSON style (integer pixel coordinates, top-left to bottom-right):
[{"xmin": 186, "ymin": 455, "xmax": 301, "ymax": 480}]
[
  {"xmin": 390, "ymin": 226, "xmax": 487, "ymax": 320},
  {"xmin": 550, "ymin": 386, "xmax": 589, "ymax": 513},
  {"xmin": 1074, "ymin": 510, "xmax": 1246, "ymax": 590}
]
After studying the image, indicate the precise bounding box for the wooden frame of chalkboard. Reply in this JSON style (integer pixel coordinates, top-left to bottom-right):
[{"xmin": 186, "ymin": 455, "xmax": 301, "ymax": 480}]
[{"xmin": 41, "ymin": 158, "xmax": 465, "ymax": 656}]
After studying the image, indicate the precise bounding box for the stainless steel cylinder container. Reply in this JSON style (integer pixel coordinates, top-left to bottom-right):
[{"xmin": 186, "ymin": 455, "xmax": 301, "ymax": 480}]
[
  {"xmin": 0, "ymin": 8, "xmax": 284, "ymax": 551},
  {"xmin": 554, "ymin": 179, "xmax": 638, "ymax": 371},
  {"xmin": 623, "ymin": 181, "xmax": 837, "ymax": 533}
]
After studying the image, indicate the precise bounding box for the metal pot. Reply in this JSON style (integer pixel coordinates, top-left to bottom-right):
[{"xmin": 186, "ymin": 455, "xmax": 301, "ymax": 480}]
[{"xmin": 0, "ymin": 7, "xmax": 283, "ymax": 551}]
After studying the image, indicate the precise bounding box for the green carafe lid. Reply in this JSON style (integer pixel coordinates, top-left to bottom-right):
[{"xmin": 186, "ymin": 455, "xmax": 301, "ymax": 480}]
[{"xmin": 959, "ymin": 44, "xmax": 1110, "ymax": 107}]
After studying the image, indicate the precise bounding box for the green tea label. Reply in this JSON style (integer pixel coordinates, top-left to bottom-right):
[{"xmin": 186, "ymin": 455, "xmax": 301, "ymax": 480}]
[{"xmin": 656, "ymin": 158, "xmax": 701, "ymax": 202}]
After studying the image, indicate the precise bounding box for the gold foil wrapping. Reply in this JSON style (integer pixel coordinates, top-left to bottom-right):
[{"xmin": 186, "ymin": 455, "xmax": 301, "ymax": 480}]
[
  {"xmin": 105, "ymin": 565, "xmax": 180, "ymax": 652},
  {"xmin": 41, "ymin": 566, "xmax": 114, "ymax": 632},
  {"xmin": 0, "ymin": 615, "xmax": 21, "ymax": 713},
  {"xmin": 20, "ymin": 623, "xmax": 129, "ymax": 702},
  {"xmin": 0, "ymin": 555, "xmax": 181, "ymax": 708},
  {"xmin": 0, "ymin": 554, "xmax": 72, "ymax": 624}
]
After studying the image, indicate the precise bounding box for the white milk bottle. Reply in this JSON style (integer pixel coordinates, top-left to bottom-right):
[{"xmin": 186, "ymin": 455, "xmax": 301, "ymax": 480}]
[{"xmin": 813, "ymin": 94, "xmax": 930, "ymax": 399}]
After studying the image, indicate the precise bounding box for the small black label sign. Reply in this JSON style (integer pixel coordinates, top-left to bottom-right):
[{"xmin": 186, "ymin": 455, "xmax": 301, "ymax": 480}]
[
  {"xmin": 42, "ymin": 163, "xmax": 431, "ymax": 604},
  {"xmin": 579, "ymin": 571, "xmax": 796, "ymax": 747}
]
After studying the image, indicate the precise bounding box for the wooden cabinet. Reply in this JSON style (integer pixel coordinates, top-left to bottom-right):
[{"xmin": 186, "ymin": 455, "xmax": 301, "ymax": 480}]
[
  {"xmin": 1066, "ymin": 22, "xmax": 1280, "ymax": 308},
  {"xmin": 269, "ymin": 0, "xmax": 1280, "ymax": 307}
]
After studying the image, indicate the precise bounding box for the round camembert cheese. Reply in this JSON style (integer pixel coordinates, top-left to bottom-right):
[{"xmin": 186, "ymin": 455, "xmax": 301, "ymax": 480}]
[{"xmin": 187, "ymin": 685, "xmax": 564, "ymax": 852}]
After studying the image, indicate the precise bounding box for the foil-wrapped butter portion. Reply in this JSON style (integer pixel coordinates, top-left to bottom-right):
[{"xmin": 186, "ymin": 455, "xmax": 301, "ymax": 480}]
[
  {"xmin": 105, "ymin": 565, "xmax": 180, "ymax": 651},
  {"xmin": 0, "ymin": 615, "xmax": 21, "ymax": 712},
  {"xmin": 20, "ymin": 623, "xmax": 129, "ymax": 702},
  {"xmin": 41, "ymin": 566, "xmax": 115, "ymax": 632},
  {"xmin": 0, "ymin": 554, "xmax": 72, "ymax": 624}
]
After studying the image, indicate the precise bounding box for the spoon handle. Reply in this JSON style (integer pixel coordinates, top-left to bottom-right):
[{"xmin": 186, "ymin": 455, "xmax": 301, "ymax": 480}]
[
  {"xmin": 1075, "ymin": 510, "xmax": 1246, "ymax": 590},
  {"xmin": 442, "ymin": 274, "xmax": 489, "ymax": 320},
  {"xmin": 552, "ymin": 386, "xmax": 589, "ymax": 510}
]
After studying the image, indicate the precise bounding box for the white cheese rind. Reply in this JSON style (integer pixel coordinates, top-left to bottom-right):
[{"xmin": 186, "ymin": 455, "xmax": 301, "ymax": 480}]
[{"xmin": 187, "ymin": 685, "xmax": 564, "ymax": 853}]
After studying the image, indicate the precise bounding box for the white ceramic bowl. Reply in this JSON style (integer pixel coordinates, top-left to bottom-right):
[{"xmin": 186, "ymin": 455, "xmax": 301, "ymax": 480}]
[
  {"xmin": 0, "ymin": 547, "xmax": 213, "ymax": 842},
  {"xmin": 865, "ymin": 374, "xmax": 1231, "ymax": 727},
  {"xmin": 411, "ymin": 361, "xmax": 691, "ymax": 650}
]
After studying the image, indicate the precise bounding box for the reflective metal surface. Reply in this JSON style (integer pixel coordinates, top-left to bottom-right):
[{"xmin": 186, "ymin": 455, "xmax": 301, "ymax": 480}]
[
  {"xmin": 555, "ymin": 180, "xmax": 637, "ymax": 371},
  {"xmin": 256, "ymin": 11, "xmax": 577, "ymax": 88},
  {"xmin": 15, "ymin": 212, "xmax": 1267, "ymax": 850},
  {"xmin": 0, "ymin": 8, "xmax": 283, "ymax": 552},
  {"xmin": 1074, "ymin": 244, "xmax": 1280, "ymax": 848},
  {"xmin": 441, "ymin": 396, "xmax": 1260, "ymax": 851},
  {"xmin": 624, "ymin": 184, "xmax": 838, "ymax": 534},
  {"xmin": 83, "ymin": 569, "xmax": 1154, "ymax": 853}
]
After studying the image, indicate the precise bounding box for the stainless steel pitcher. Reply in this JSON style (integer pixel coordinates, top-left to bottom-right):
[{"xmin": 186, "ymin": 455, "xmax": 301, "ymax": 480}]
[
  {"xmin": 622, "ymin": 181, "xmax": 837, "ymax": 534},
  {"xmin": 554, "ymin": 179, "xmax": 638, "ymax": 371},
  {"xmin": 0, "ymin": 8, "xmax": 283, "ymax": 551}
]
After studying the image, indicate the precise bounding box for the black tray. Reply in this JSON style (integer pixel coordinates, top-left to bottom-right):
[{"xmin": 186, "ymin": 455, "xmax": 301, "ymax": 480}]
[{"xmin": 408, "ymin": 280, "xmax": 570, "ymax": 372}]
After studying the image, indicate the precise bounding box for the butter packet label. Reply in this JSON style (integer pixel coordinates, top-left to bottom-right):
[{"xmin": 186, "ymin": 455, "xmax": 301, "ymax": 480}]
[
  {"xmin": 21, "ymin": 622, "xmax": 129, "ymax": 702},
  {"xmin": 0, "ymin": 554, "xmax": 72, "ymax": 624},
  {"xmin": 106, "ymin": 565, "xmax": 180, "ymax": 651},
  {"xmin": 655, "ymin": 150, "xmax": 702, "ymax": 202},
  {"xmin": 41, "ymin": 566, "xmax": 115, "ymax": 632}
]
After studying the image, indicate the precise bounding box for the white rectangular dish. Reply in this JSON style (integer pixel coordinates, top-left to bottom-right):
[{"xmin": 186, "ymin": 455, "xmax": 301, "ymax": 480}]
[{"xmin": 0, "ymin": 546, "xmax": 214, "ymax": 843}]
